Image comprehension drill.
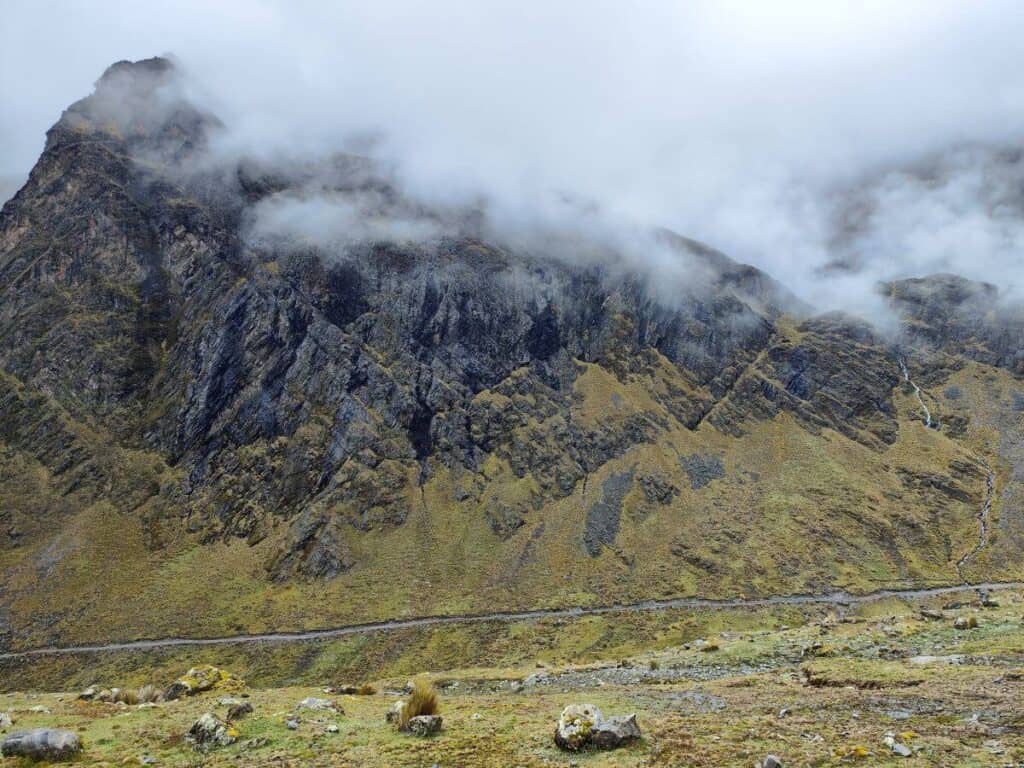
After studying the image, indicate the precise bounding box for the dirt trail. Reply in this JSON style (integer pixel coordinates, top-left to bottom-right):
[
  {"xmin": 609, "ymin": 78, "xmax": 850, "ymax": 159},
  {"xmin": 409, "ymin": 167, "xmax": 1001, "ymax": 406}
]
[{"xmin": 2, "ymin": 581, "xmax": 1020, "ymax": 660}]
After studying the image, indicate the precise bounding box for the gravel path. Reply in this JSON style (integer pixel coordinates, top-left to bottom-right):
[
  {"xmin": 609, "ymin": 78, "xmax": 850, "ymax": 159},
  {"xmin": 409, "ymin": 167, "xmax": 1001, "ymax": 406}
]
[{"xmin": 2, "ymin": 582, "xmax": 1020, "ymax": 660}]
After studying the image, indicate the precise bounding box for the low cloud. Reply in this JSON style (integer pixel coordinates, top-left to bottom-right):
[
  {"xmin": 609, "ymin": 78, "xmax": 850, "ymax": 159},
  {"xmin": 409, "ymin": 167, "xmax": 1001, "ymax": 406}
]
[{"xmin": 4, "ymin": 1, "xmax": 1024, "ymax": 316}]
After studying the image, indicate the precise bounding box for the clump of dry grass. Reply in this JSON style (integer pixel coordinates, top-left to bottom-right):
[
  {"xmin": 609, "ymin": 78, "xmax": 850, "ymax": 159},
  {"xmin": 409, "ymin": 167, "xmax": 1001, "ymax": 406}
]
[
  {"xmin": 356, "ymin": 683, "xmax": 377, "ymax": 696},
  {"xmin": 398, "ymin": 679, "xmax": 439, "ymax": 729},
  {"xmin": 112, "ymin": 688, "xmax": 139, "ymax": 705},
  {"xmin": 136, "ymin": 684, "xmax": 162, "ymax": 703}
]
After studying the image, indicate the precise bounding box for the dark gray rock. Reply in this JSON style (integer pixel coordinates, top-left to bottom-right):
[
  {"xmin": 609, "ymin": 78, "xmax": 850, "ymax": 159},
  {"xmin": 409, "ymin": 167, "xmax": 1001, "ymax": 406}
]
[
  {"xmin": 681, "ymin": 454, "xmax": 725, "ymax": 490},
  {"xmin": 583, "ymin": 471, "xmax": 633, "ymax": 556},
  {"xmin": 404, "ymin": 715, "xmax": 442, "ymax": 737},
  {"xmin": 226, "ymin": 701, "xmax": 253, "ymax": 721},
  {"xmin": 591, "ymin": 713, "xmax": 641, "ymax": 749}
]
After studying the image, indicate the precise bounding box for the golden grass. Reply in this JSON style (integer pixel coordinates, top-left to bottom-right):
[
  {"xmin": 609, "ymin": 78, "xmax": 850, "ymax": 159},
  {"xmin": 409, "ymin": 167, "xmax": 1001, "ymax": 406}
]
[{"xmin": 398, "ymin": 678, "xmax": 439, "ymax": 729}]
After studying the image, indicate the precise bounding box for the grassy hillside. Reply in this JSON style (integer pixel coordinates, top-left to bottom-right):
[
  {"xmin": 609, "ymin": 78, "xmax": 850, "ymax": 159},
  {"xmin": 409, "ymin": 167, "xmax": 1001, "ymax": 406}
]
[{"xmin": 2, "ymin": 320, "xmax": 1017, "ymax": 653}]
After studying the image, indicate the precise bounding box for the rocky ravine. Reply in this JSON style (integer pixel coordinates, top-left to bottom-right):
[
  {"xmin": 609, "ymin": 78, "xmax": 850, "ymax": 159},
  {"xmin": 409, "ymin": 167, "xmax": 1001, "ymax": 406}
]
[{"xmin": 1, "ymin": 58, "xmax": 1023, "ymax": 651}]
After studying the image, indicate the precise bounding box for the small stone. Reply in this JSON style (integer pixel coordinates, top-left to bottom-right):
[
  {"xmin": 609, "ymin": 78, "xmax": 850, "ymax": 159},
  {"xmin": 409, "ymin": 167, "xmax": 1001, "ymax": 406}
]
[
  {"xmin": 1, "ymin": 729, "xmax": 81, "ymax": 760},
  {"xmin": 78, "ymin": 686, "xmax": 99, "ymax": 701},
  {"xmin": 760, "ymin": 756, "xmax": 783, "ymax": 768},
  {"xmin": 891, "ymin": 743, "xmax": 912, "ymax": 757},
  {"xmin": 326, "ymin": 724, "xmax": 339, "ymax": 734},
  {"xmin": 404, "ymin": 715, "xmax": 442, "ymax": 737},
  {"xmin": 226, "ymin": 702, "xmax": 253, "ymax": 721},
  {"xmin": 385, "ymin": 700, "xmax": 405, "ymax": 724},
  {"xmin": 140, "ymin": 757, "xmax": 157, "ymax": 765},
  {"xmin": 953, "ymin": 615, "xmax": 978, "ymax": 630},
  {"xmin": 297, "ymin": 697, "xmax": 341, "ymax": 713},
  {"xmin": 28, "ymin": 705, "xmax": 50, "ymax": 714},
  {"xmin": 284, "ymin": 717, "xmax": 299, "ymax": 730},
  {"xmin": 777, "ymin": 708, "xmax": 791, "ymax": 718}
]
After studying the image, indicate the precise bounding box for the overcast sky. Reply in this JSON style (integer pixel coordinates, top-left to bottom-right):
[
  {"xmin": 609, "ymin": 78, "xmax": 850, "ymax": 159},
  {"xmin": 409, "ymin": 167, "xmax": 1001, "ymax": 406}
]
[{"xmin": 3, "ymin": 1, "xmax": 1024, "ymax": 310}]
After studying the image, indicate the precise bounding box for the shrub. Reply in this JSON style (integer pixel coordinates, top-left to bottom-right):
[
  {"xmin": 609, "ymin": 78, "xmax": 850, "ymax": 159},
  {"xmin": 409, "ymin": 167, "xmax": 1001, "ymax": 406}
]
[
  {"xmin": 398, "ymin": 678, "xmax": 439, "ymax": 729},
  {"xmin": 356, "ymin": 683, "xmax": 377, "ymax": 696},
  {"xmin": 648, "ymin": 659, "xmax": 660, "ymax": 671}
]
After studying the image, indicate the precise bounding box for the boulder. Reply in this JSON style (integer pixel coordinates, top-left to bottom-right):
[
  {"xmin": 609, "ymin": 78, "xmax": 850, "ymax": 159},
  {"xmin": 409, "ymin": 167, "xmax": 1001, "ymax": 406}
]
[
  {"xmin": 297, "ymin": 697, "xmax": 341, "ymax": 713},
  {"xmin": 404, "ymin": 715, "xmax": 442, "ymax": 737},
  {"xmin": 166, "ymin": 666, "xmax": 244, "ymax": 700},
  {"xmin": 187, "ymin": 713, "xmax": 239, "ymax": 749},
  {"xmin": 554, "ymin": 705, "xmax": 641, "ymax": 751},
  {"xmin": 554, "ymin": 704, "xmax": 603, "ymax": 751},
  {"xmin": 1, "ymin": 729, "xmax": 81, "ymax": 760},
  {"xmin": 591, "ymin": 714, "xmax": 641, "ymax": 749}
]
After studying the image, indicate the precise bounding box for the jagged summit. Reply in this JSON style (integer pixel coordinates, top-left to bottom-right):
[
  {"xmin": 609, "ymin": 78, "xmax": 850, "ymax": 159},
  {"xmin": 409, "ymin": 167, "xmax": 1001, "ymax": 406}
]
[{"xmin": 98, "ymin": 55, "xmax": 176, "ymax": 83}]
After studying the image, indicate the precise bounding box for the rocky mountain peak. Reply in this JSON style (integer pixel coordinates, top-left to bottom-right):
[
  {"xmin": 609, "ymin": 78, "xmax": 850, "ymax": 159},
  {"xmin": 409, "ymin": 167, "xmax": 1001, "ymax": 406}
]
[{"xmin": 1, "ymin": 57, "xmax": 1023, "ymax": 653}]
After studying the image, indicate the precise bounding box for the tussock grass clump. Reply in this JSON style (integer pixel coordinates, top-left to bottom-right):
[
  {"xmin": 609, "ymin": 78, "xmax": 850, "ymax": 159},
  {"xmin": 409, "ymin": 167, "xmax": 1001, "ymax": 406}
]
[
  {"xmin": 113, "ymin": 688, "xmax": 139, "ymax": 705},
  {"xmin": 356, "ymin": 683, "xmax": 377, "ymax": 696},
  {"xmin": 399, "ymin": 679, "xmax": 439, "ymax": 729},
  {"xmin": 136, "ymin": 684, "xmax": 162, "ymax": 703}
]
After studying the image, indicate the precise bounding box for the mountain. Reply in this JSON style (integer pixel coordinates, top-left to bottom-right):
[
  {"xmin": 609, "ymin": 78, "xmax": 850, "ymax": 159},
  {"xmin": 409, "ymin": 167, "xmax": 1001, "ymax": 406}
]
[{"xmin": 1, "ymin": 58, "xmax": 1022, "ymax": 652}]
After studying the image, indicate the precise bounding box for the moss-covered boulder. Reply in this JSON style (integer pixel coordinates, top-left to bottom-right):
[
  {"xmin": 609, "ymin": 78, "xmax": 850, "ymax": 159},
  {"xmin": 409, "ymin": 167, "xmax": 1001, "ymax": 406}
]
[{"xmin": 165, "ymin": 666, "xmax": 244, "ymax": 700}]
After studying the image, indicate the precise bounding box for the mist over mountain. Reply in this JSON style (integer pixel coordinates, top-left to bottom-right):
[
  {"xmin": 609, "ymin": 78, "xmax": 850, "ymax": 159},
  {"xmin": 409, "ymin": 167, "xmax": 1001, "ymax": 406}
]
[{"xmin": 5, "ymin": 2, "xmax": 1024, "ymax": 320}]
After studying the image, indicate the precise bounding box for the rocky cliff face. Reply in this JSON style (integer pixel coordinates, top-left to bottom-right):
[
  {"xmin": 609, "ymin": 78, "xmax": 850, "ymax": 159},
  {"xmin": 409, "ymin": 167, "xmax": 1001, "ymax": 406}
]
[{"xmin": 1, "ymin": 59, "xmax": 1022, "ymax": 648}]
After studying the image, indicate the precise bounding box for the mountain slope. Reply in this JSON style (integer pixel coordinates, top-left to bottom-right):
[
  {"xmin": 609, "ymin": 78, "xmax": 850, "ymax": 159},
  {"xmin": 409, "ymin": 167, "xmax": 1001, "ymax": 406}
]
[{"xmin": 1, "ymin": 58, "xmax": 1022, "ymax": 652}]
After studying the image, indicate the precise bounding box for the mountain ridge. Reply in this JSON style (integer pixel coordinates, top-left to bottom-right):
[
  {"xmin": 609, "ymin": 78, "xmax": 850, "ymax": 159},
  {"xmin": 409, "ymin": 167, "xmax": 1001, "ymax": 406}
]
[{"xmin": 1, "ymin": 58, "xmax": 1023, "ymax": 655}]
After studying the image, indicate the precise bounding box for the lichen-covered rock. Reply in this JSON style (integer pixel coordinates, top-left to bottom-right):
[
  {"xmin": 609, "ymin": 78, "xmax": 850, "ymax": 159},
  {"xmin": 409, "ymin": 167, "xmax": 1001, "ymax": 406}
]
[
  {"xmin": 165, "ymin": 666, "xmax": 244, "ymax": 700},
  {"xmin": 1, "ymin": 729, "xmax": 81, "ymax": 760},
  {"xmin": 554, "ymin": 705, "xmax": 641, "ymax": 751},
  {"xmin": 554, "ymin": 704, "xmax": 603, "ymax": 751},
  {"xmin": 187, "ymin": 713, "xmax": 239, "ymax": 749},
  {"xmin": 404, "ymin": 715, "xmax": 442, "ymax": 737}
]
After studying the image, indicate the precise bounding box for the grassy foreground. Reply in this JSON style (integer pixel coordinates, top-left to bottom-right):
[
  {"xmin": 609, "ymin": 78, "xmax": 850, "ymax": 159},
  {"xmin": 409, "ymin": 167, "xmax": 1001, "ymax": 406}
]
[{"xmin": 1, "ymin": 590, "xmax": 1022, "ymax": 766}]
